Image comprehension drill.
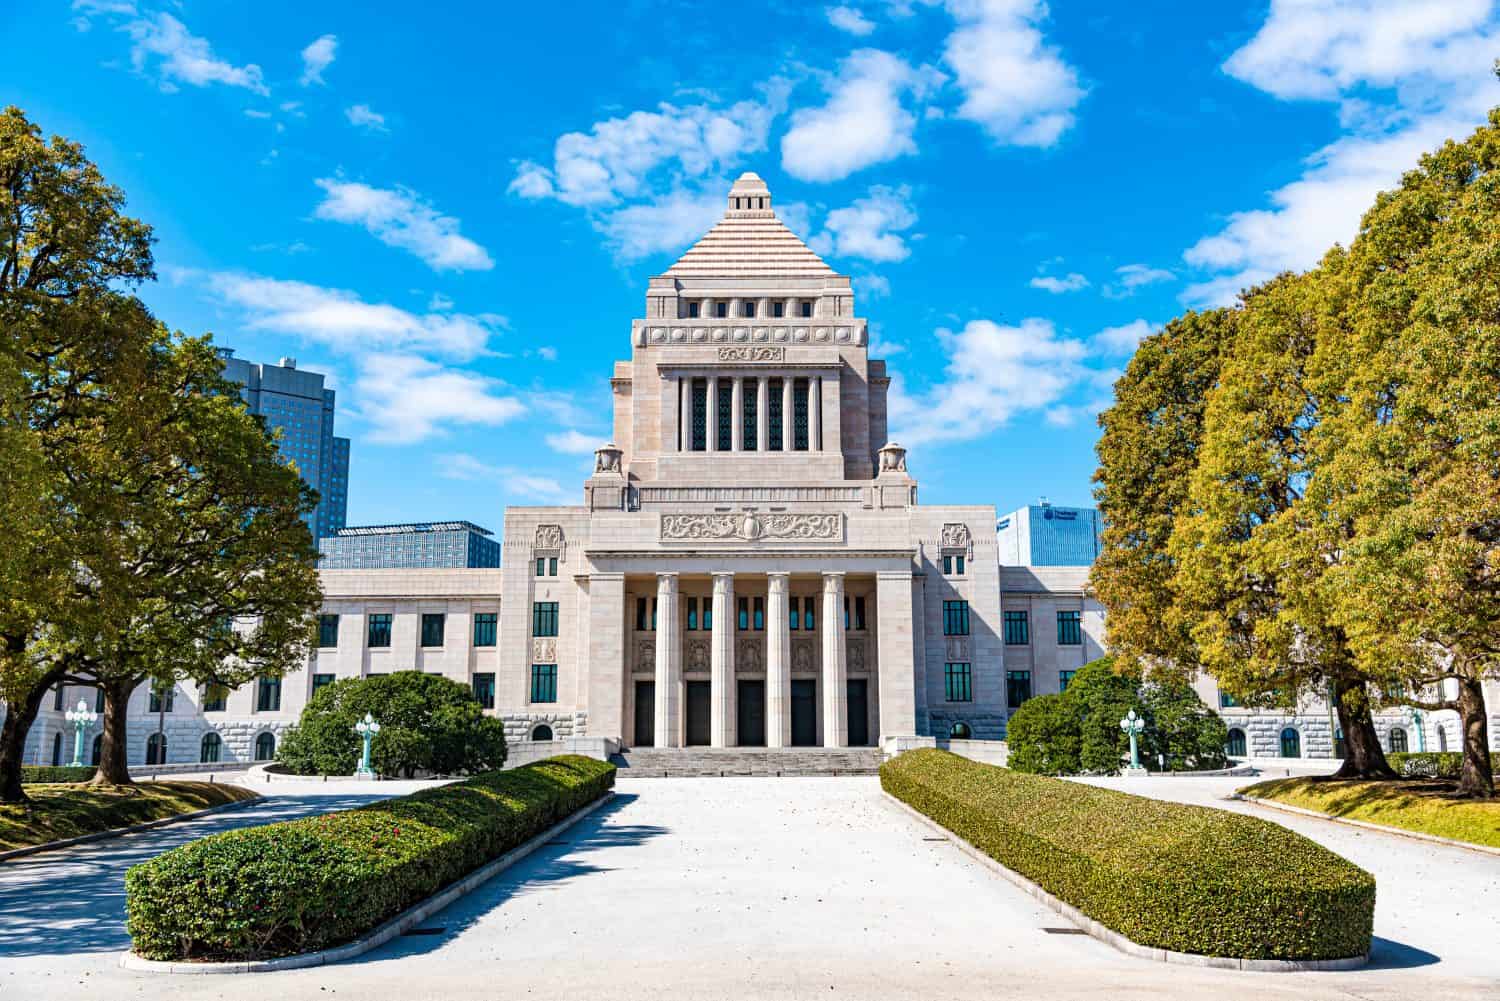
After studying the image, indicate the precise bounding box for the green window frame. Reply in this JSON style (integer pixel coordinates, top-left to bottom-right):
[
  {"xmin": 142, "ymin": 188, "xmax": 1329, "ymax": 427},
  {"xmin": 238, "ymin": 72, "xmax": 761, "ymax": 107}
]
[
  {"xmin": 1226, "ymin": 728, "xmax": 1247, "ymax": 757},
  {"xmin": 944, "ymin": 662, "xmax": 973, "ymax": 702},
  {"xmin": 738, "ymin": 596, "xmax": 749, "ymax": 630},
  {"xmin": 530, "ymin": 664, "xmax": 557, "ymax": 703},
  {"xmin": 1057, "ymin": 610, "xmax": 1082, "ymax": 646},
  {"xmin": 1219, "ymin": 692, "xmax": 1238, "ymax": 709},
  {"xmin": 472, "ymin": 672, "xmax": 496, "ymax": 709},
  {"xmin": 420, "ymin": 613, "xmax": 446, "ymax": 648},
  {"xmin": 549, "ymin": 557, "xmax": 558, "ymax": 576},
  {"xmin": 1003, "ymin": 611, "xmax": 1029, "ymax": 645},
  {"xmin": 311, "ymin": 673, "xmax": 336, "ymax": 696},
  {"xmin": 536, "ymin": 557, "xmax": 546, "ymax": 576},
  {"xmin": 943, "ymin": 600, "xmax": 970, "ymax": 636},
  {"xmin": 256, "ymin": 676, "xmax": 282, "ymax": 712},
  {"xmin": 318, "ymin": 613, "xmax": 339, "ymax": 648},
  {"xmin": 686, "ymin": 596, "xmax": 698, "ymax": 631},
  {"xmin": 148, "ymin": 684, "xmax": 174, "ymax": 714},
  {"xmin": 367, "ymin": 613, "xmax": 392, "ymax": 648},
  {"xmin": 473, "ymin": 612, "xmax": 498, "ymax": 647},
  {"xmin": 1058, "ymin": 669, "xmax": 1077, "ymax": 692},
  {"xmin": 854, "ymin": 596, "xmax": 866, "ymax": 630},
  {"xmin": 532, "ymin": 602, "xmax": 559, "ymax": 638},
  {"xmin": 789, "ymin": 600, "xmax": 800, "ymax": 631},
  {"xmin": 803, "ymin": 596, "xmax": 816, "ymax": 631},
  {"xmin": 1006, "ymin": 670, "xmax": 1032, "ymax": 708},
  {"xmin": 753, "ymin": 597, "xmax": 764, "ymax": 630},
  {"xmin": 202, "ymin": 682, "xmax": 228, "ymax": 712}
]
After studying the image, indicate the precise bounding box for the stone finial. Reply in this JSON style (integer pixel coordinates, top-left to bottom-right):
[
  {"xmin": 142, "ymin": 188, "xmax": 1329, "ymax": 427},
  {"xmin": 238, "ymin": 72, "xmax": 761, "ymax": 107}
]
[
  {"xmin": 878, "ymin": 441, "xmax": 908, "ymax": 474},
  {"xmin": 594, "ymin": 442, "xmax": 624, "ymax": 475}
]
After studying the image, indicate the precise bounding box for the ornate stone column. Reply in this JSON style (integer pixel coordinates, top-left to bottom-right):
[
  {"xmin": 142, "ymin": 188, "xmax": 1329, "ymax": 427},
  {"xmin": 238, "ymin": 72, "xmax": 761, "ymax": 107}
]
[
  {"xmin": 781, "ymin": 377, "xmax": 794, "ymax": 452},
  {"xmin": 766, "ymin": 572, "xmax": 792, "ymax": 748},
  {"xmin": 730, "ymin": 379, "xmax": 744, "ymax": 453},
  {"xmin": 710, "ymin": 572, "xmax": 736, "ymax": 747},
  {"xmin": 821, "ymin": 572, "xmax": 847, "ymax": 747},
  {"xmin": 756, "ymin": 377, "xmax": 769, "ymax": 453},
  {"xmin": 706, "ymin": 376, "xmax": 719, "ymax": 453},
  {"xmin": 810, "ymin": 376, "xmax": 822, "ymax": 452},
  {"xmin": 654, "ymin": 573, "xmax": 681, "ymax": 747}
]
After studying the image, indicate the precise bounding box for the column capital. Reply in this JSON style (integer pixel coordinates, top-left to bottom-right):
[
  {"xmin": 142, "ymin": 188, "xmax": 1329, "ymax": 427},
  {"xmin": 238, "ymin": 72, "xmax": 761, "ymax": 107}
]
[
  {"xmin": 767, "ymin": 571, "xmax": 791, "ymax": 590},
  {"xmin": 821, "ymin": 571, "xmax": 846, "ymax": 593},
  {"xmin": 712, "ymin": 571, "xmax": 735, "ymax": 594},
  {"xmin": 655, "ymin": 572, "xmax": 679, "ymax": 594}
]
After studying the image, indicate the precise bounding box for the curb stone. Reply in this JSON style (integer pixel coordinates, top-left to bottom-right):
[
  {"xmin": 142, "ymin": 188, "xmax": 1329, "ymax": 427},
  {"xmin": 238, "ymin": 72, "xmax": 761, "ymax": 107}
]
[
  {"xmin": 881, "ymin": 792, "xmax": 1368, "ymax": 973},
  {"xmin": 119, "ymin": 790, "xmax": 616, "ymax": 975},
  {"xmin": 1235, "ymin": 793, "xmax": 1500, "ymax": 858},
  {"xmin": 0, "ymin": 792, "xmax": 263, "ymax": 863}
]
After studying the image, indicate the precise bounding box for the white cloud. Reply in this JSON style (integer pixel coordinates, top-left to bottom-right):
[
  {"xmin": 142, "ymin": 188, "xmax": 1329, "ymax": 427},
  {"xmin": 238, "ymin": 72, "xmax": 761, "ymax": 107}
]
[
  {"xmin": 508, "ymin": 94, "xmax": 783, "ymax": 207},
  {"xmin": 888, "ymin": 318, "xmax": 1091, "ymax": 446},
  {"xmin": 299, "ymin": 34, "xmax": 337, "ymax": 86},
  {"xmin": 546, "ymin": 429, "xmax": 600, "ymax": 454},
  {"xmin": 105, "ymin": 10, "xmax": 268, "ymax": 95},
  {"xmin": 345, "ymin": 104, "xmax": 388, "ymax": 132},
  {"xmin": 438, "ymin": 453, "xmax": 573, "ymax": 503},
  {"xmin": 781, "ymin": 49, "xmax": 943, "ymax": 182},
  {"xmin": 349, "ymin": 357, "xmax": 523, "ymax": 445},
  {"xmin": 427, "ymin": 292, "xmax": 455, "ymax": 311},
  {"xmin": 536, "ymin": 346, "xmax": 558, "ymax": 361},
  {"xmin": 313, "ymin": 179, "xmax": 494, "ymax": 272},
  {"xmin": 243, "ymin": 109, "xmax": 271, "ymax": 120},
  {"xmin": 810, "ymin": 185, "xmax": 918, "ymax": 263},
  {"xmin": 940, "ymin": 0, "xmax": 1084, "ymax": 147},
  {"xmin": 853, "ymin": 273, "xmax": 891, "ymax": 299},
  {"xmin": 1029, "ymin": 272, "xmax": 1088, "ymax": 293},
  {"xmin": 827, "ymin": 5, "xmax": 877, "ymax": 35},
  {"xmin": 1105, "ymin": 263, "xmax": 1175, "ymax": 297},
  {"xmin": 596, "ymin": 187, "xmax": 725, "ymax": 260},
  {"xmin": 1091, "ymin": 318, "xmax": 1156, "ymax": 355},
  {"xmin": 199, "ymin": 271, "xmax": 502, "ymax": 360}
]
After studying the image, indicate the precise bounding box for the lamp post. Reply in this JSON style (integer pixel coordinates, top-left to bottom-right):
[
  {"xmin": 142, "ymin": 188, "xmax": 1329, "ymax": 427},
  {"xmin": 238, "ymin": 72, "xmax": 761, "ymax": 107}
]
[
  {"xmin": 64, "ymin": 699, "xmax": 97, "ymax": 768},
  {"xmin": 354, "ymin": 713, "xmax": 381, "ymax": 780},
  {"xmin": 1120, "ymin": 708, "xmax": 1147, "ymax": 777}
]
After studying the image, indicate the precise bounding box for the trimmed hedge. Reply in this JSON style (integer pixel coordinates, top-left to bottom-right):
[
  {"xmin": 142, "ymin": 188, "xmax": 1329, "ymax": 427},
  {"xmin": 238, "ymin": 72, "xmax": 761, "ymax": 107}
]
[
  {"xmin": 125, "ymin": 755, "xmax": 614, "ymax": 961},
  {"xmin": 1387, "ymin": 751, "xmax": 1500, "ymax": 780},
  {"xmin": 21, "ymin": 765, "xmax": 96, "ymax": 784},
  {"xmin": 881, "ymin": 749, "xmax": 1374, "ymax": 960}
]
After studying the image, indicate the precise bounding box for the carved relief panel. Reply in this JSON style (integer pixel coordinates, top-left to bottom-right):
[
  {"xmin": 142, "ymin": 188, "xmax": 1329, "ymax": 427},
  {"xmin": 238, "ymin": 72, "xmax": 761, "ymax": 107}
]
[
  {"xmin": 685, "ymin": 638, "xmax": 710, "ymax": 672},
  {"xmin": 846, "ymin": 638, "xmax": 867, "ymax": 673},
  {"xmin": 533, "ymin": 638, "xmax": 558, "ymax": 663},
  {"xmin": 791, "ymin": 639, "xmax": 817, "ymax": 673},
  {"xmin": 635, "ymin": 638, "xmax": 655, "ymax": 674},
  {"xmin": 736, "ymin": 638, "xmax": 764, "ymax": 673},
  {"xmin": 660, "ymin": 512, "xmax": 842, "ymax": 543},
  {"xmin": 944, "ymin": 636, "xmax": 970, "ymax": 661}
]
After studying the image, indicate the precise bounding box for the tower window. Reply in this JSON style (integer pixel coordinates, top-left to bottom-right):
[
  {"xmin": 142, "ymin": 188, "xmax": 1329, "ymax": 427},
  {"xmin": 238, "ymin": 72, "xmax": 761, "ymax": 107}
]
[
  {"xmin": 772, "ymin": 301, "xmax": 785, "ymax": 318},
  {"xmin": 767, "ymin": 379, "xmax": 784, "ymax": 452},
  {"xmin": 686, "ymin": 301, "xmax": 700, "ymax": 318},
  {"xmin": 792, "ymin": 379, "xmax": 809, "ymax": 451},
  {"xmin": 742, "ymin": 382, "xmax": 757, "ymax": 451},
  {"xmin": 799, "ymin": 301, "xmax": 813, "ymax": 318},
  {"xmin": 741, "ymin": 301, "xmax": 756, "ymax": 318},
  {"xmin": 717, "ymin": 378, "xmax": 733, "ymax": 451},
  {"xmin": 714, "ymin": 301, "xmax": 728, "ymax": 319},
  {"xmin": 691, "ymin": 378, "xmax": 708, "ymax": 451}
]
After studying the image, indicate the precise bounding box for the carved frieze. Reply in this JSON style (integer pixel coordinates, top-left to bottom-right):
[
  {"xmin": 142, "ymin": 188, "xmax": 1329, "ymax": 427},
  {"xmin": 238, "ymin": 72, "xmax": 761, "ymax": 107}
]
[
  {"xmin": 944, "ymin": 636, "xmax": 969, "ymax": 661},
  {"xmin": 736, "ymin": 639, "xmax": 763, "ymax": 672},
  {"xmin": 660, "ymin": 511, "xmax": 842, "ymax": 543},
  {"xmin": 846, "ymin": 638, "xmax": 867, "ymax": 672},
  {"xmin": 686, "ymin": 638, "xmax": 710, "ymax": 672},
  {"xmin": 534, "ymin": 524, "xmax": 564, "ymax": 551},
  {"xmin": 940, "ymin": 523, "xmax": 971, "ymax": 550},
  {"xmin": 533, "ymin": 638, "xmax": 557, "ymax": 663},
  {"xmin": 718, "ymin": 345, "xmax": 785, "ymax": 362},
  {"xmin": 791, "ymin": 639, "xmax": 816, "ymax": 672},
  {"xmin": 635, "ymin": 638, "xmax": 655, "ymax": 673}
]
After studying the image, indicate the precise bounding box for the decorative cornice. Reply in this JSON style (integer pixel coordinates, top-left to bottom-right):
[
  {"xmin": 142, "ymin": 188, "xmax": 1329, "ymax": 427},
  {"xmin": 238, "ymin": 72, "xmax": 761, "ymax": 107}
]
[{"xmin": 661, "ymin": 511, "xmax": 842, "ymax": 543}]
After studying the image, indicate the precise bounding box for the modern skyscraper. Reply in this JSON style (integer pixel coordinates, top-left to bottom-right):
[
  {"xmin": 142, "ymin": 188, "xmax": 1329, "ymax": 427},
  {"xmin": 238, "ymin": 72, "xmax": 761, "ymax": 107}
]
[
  {"xmin": 319, "ymin": 521, "xmax": 502, "ymax": 569},
  {"xmin": 996, "ymin": 502, "xmax": 1103, "ymax": 566},
  {"xmin": 218, "ymin": 349, "xmax": 350, "ymax": 540}
]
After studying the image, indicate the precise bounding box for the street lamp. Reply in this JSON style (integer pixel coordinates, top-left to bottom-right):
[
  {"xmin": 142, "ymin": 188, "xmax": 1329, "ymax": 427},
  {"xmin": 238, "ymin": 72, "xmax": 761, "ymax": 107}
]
[
  {"xmin": 354, "ymin": 712, "xmax": 381, "ymax": 779},
  {"xmin": 1119, "ymin": 708, "xmax": 1147, "ymax": 776},
  {"xmin": 64, "ymin": 699, "xmax": 97, "ymax": 768}
]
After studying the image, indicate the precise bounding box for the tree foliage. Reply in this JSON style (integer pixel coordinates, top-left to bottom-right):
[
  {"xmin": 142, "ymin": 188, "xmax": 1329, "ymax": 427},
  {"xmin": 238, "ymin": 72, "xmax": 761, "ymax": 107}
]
[
  {"xmin": 1003, "ymin": 694, "xmax": 1079, "ymax": 775},
  {"xmin": 276, "ymin": 673, "xmax": 508, "ymax": 779}
]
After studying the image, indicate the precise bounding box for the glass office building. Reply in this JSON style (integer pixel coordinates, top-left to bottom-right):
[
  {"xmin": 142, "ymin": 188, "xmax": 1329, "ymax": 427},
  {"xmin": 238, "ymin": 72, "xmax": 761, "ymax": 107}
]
[
  {"xmin": 319, "ymin": 521, "xmax": 502, "ymax": 569},
  {"xmin": 996, "ymin": 502, "xmax": 1103, "ymax": 566}
]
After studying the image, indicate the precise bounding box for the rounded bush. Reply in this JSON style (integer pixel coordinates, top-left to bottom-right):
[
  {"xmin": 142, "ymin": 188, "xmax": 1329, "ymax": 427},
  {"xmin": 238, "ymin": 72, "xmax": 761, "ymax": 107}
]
[
  {"xmin": 881, "ymin": 749, "xmax": 1374, "ymax": 961},
  {"xmin": 21, "ymin": 765, "xmax": 96, "ymax": 784},
  {"xmin": 1387, "ymin": 751, "xmax": 1500, "ymax": 779},
  {"xmin": 125, "ymin": 755, "xmax": 614, "ymax": 961}
]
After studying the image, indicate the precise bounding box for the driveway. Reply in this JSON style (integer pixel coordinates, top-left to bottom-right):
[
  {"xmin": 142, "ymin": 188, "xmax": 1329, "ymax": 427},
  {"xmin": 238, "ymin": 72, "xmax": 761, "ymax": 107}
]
[{"xmin": 2, "ymin": 775, "xmax": 1495, "ymax": 1000}]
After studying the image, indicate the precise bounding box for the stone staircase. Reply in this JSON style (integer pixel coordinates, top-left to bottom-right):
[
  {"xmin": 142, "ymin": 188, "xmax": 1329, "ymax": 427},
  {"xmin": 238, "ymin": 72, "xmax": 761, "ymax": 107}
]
[{"xmin": 611, "ymin": 747, "xmax": 885, "ymax": 778}]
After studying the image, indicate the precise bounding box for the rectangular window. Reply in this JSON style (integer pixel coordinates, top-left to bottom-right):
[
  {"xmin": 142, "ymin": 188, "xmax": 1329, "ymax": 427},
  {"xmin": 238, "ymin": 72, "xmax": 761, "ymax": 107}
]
[
  {"xmin": 956, "ymin": 555, "xmax": 965, "ymax": 574},
  {"xmin": 854, "ymin": 596, "xmax": 867, "ymax": 631},
  {"xmin": 536, "ymin": 557, "xmax": 546, "ymax": 576},
  {"xmin": 793, "ymin": 379, "xmax": 809, "ymax": 451},
  {"xmin": 741, "ymin": 300, "xmax": 756, "ymax": 318},
  {"xmin": 367, "ymin": 613, "xmax": 392, "ymax": 648},
  {"xmin": 1059, "ymin": 670, "xmax": 1077, "ymax": 693},
  {"xmin": 789, "ymin": 600, "xmax": 800, "ymax": 631},
  {"xmin": 767, "ymin": 379, "xmax": 784, "ymax": 451},
  {"xmin": 753, "ymin": 596, "xmax": 765, "ymax": 630},
  {"xmin": 772, "ymin": 301, "xmax": 785, "ymax": 318},
  {"xmin": 1007, "ymin": 670, "xmax": 1032, "ymax": 708},
  {"xmin": 844, "ymin": 596, "xmax": 850, "ymax": 630},
  {"xmin": 687, "ymin": 596, "xmax": 698, "ymax": 631},
  {"xmin": 473, "ymin": 612, "xmax": 498, "ymax": 647},
  {"xmin": 311, "ymin": 674, "xmax": 335, "ymax": 697},
  {"xmin": 472, "ymin": 672, "xmax": 496, "ymax": 709},
  {"xmin": 945, "ymin": 663, "xmax": 973, "ymax": 703},
  {"xmin": 257, "ymin": 676, "xmax": 282, "ymax": 712},
  {"xmin": 703, "ymin": 601, "xmax": 712, "ymax": 631},
  {"xmin": 691, "ymin": 378, "xmax": 707, "ymax": 451},
  {"xmin": 717, "ymin": 378, "xmax": 733, "ymax": 450},
  {"xmin": 652, "ymin": 598, "xmax": 657, "ymax": 631},
  {"xmin": 1057, "ymin": 610, "xmax": 1082, "ymax": 646},
  {"xmin": 714, "ymin": 301, "xmax": 728, "ymax": 318},
  {"xmin": 799, "ymin": 300, "xmax": 813, "ymax": 318},
  {"xmin": 549, "ymin": 557, "xmax": 558, "ymax": 576},
  {"xmin": 738, "ymin": 596, "xmax": 749, "ymax": 631},
  {"xmin": 53, "ymin": 685, "xmax": 64, "ymax": 711},
  {"xmin": 943, "ymin": 600, "xmax": 971, "ymax": 636},
  {"xmin": 1219, "ymin": 692, "xmax": 1239, "ymax": 709},
  {"xmin": 636, "ymin": 597, "xmax": 649, "ymax": 632},
  {"xmin": 148, "ymin": 685, "xmax": 174, "ymax": 713},
  {"xmin": 742, "ymin": 384, "xmax": 757, "ymax": 451},
  {"xmin": 318, "ymin": 614, "xmax": 339, "ymax": 648},
  {"xmin": 420, "ymin": 613, "xmax": 446, "ymax": 648},
  {"xmin": 1004, "ymin": 611, "xmax": 1029, "ymax": 645},
  {"xmin": 687, "ymin": 301, "xmax": 700, "ymax": 318},
  {"xmin": 803, "ymin": 596, "xmax": 816, "ymax": 631},
  {"xmin": 532, "ymin": 602, "xmax": 559, "ymax": 638},
  {"xmin": 95, "ymin": 688, "xmax": 105, "ymax": 713},
  {"xmin": 202, "ymin": 683, "xmax": 227, "ymax": 712},
  {"xmin": 530, "ymin": 664, "xmax": 558, "ymax": 703}
]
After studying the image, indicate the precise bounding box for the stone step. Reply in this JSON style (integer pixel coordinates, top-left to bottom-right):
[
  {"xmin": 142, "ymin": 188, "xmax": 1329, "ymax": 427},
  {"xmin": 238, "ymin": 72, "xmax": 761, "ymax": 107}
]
[{"xmin": 611, "ymin": 747, "xmax": 885, "ymax": 778}]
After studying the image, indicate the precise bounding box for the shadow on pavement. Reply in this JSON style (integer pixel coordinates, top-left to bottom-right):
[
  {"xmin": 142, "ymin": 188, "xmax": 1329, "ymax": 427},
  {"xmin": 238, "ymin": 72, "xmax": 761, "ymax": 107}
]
[
  {"xmin": 0, "ymin": 792, "xmax": 392, "ymax": 958},
  {"xmin": 1366, "ymin": 936, "xmax": 1441, "ymax": 970}
]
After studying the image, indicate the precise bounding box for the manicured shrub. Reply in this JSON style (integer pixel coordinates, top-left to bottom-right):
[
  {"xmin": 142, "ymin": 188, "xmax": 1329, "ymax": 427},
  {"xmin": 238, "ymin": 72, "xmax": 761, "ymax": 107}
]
[
  {"xmin": 1142, "ymin": 678, "xmax": 1229, "ymax": 772},
  {"xmin": 125, "ymin": 755, "xmax": 613, "ymax": 961},
  {"xmin": 276, "ymin": 672, "xmax": 507, "ymax": 778},
  {"xmin": 1004, "ymin": 695, "xmax": 1079, "ymax": 775},
  {"xmin": 1066, "ymin": 657, "xmax": 1141, "ymax": 772},
  {"xmin": 20, "ymin": 765, "xmax": 96, "ymax": 784},
  {"xmin": 1387, "ymin": 751, "xmax": 1500, "ymax": 779},
  {"xmin": 882, "ymin": 749, "xmax": 1374, "ymax": 961}
]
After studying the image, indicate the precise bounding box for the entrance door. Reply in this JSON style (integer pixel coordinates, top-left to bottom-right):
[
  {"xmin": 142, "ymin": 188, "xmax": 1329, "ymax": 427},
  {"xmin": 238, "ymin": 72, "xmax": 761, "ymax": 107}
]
[
  {"xmin": 634, "ymin": 680, "xmax": 655, "ymax": 747},
  {"xmin": 790, "ymin": 679, "xmax": 817, "ymax": 747},
  {"xmin": 847, "ymin": 679, "xmax": 869, "ymax": 747},
  {"xmin": 737, "ymin": 680, "xmax": 766, "ymax": 747},
  {"xmin": 686, "ymin": 681, "xmax": 712, "ymax": 746}
]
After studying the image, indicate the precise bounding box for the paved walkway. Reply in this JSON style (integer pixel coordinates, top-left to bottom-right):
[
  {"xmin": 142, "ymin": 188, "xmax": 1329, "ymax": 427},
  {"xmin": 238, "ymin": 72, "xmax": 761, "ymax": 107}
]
[{"xmin": 2, "ymin": 775, "xmax": 1496, "ymax": 1000}]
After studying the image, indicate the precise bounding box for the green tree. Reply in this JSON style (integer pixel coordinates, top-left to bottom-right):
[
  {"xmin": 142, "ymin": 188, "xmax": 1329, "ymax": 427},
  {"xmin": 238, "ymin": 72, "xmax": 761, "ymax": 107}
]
[
  {"xmin": 1142, "ymin": 679, "xmax": 1229, "ymax": 772},
  {"xmin": 277, "ymin": 673, "xmax": 508, "ymax": 778},
  {"xmin": 1004, "ymin": 694, "xmax": 1080, "ymax": 775},
  {"xmin": 1065, "ymin": 657, "xmax": 1142, "ymax": 773}
]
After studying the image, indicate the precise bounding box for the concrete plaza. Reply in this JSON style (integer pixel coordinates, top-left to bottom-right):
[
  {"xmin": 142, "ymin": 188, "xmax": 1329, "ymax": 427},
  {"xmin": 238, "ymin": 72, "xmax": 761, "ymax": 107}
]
[{"xmin": 1, "ymin": 774, "xmax": 1495, "ymax": 1000}]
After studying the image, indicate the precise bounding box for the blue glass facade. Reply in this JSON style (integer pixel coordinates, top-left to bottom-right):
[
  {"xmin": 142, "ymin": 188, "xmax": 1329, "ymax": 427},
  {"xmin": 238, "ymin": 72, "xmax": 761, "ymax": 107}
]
[
  {"xmin": 318, "ymin": 521, "xmax": 502, "ymax": 569},
  {"xmin": 996, "ymin": 504, "xmax": 1102, "ymax": 566}
]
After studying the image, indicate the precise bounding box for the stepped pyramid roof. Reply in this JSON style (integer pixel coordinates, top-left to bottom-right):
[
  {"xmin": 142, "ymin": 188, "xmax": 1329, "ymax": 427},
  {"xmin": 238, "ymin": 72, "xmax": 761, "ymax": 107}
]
[{"xmin": 663, "ymin": 172, "xmax": 835, "ymax": 279}]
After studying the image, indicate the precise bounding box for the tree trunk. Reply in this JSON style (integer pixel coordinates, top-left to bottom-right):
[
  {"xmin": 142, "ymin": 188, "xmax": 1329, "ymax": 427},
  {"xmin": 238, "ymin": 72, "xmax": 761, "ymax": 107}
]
[
  {"xmin": 1454, "ymin": 676, "xmax": 1494, "ymax": 799},
  {"xmin": 90, "ymin": 677, "xmax": 139, "ymax": 786},
  {"xmin": 0, "ymin": 670, "xmax": 62, "ymax": 803},
  {"xmin": 1330, "ymin": 676, "xmax": 1397, "ymax": 780}
]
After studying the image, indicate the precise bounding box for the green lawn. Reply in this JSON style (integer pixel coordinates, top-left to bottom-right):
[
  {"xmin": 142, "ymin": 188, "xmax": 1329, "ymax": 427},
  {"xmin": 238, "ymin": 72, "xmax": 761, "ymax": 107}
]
[
  {"xmin": 1242, "ymin": 776, "xmax": 1500, "ymax": 850},
  {"xmin": 0, "ymin": 781, "xmax": 258, "ymax": 852}
]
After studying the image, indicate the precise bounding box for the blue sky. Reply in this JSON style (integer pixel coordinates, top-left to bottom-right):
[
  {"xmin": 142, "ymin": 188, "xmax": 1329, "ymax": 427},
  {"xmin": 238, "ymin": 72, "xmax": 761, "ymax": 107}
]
[{"xmin": 6, "ymin": 1, "xmax": 1498, "ymax": 529}]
